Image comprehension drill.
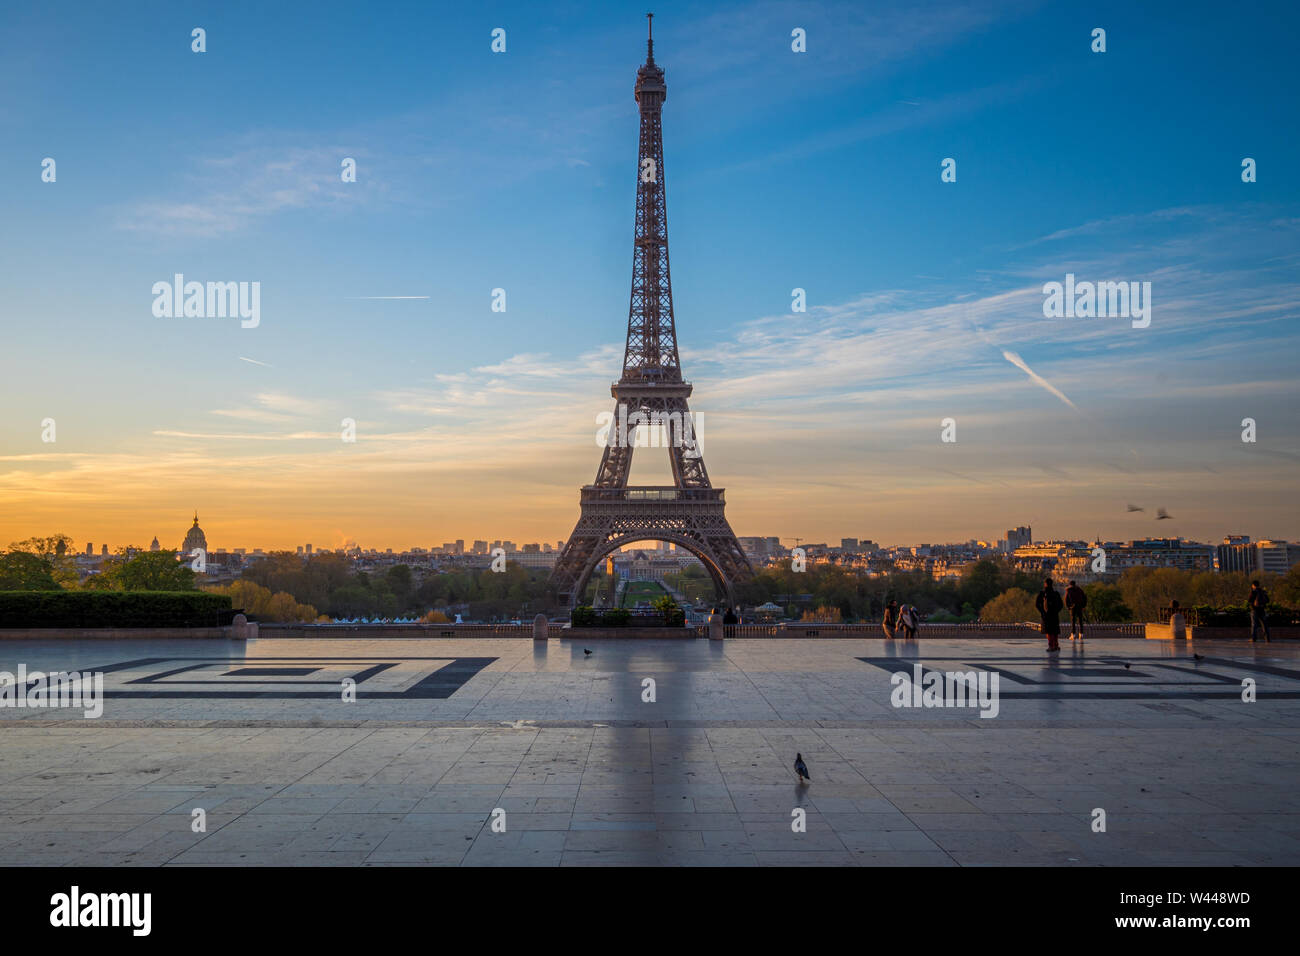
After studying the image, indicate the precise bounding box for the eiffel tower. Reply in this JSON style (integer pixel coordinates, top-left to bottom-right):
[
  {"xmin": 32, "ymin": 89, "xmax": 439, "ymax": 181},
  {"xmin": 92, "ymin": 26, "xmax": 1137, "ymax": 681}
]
[{"xmin": 550, "ymin": 15, "xmax": 754, "ymax": 609}]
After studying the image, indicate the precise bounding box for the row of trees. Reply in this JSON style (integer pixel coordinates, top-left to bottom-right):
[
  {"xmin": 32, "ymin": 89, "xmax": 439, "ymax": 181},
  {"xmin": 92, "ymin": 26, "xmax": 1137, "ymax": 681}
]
[
  {"xmin": 1, "ymin": 539, "xmax": 332, "ymax": 623},
  {"xmin": 981, "ymin": 566, "xmax": 1300, "ymax": 624},
  {"xmin": 1, "ymin": 539, "xmax": 555, "ymax": 621},
  {"xmin": 732, "ymin": 559, "xmax": 1056, "ymax": 622},
  {"xmin": 1, "ymin": 541, "xmax": 197, "ymax": 592},
  {"xmin": 8, "ymin": 533, "xmax": 1298, "ymax": 624},
  {"xmin": 720, "ymin": 558, "xmax": 1300, "ymax": 624},
  {"xmin": 207, "ymin": 580, "xmax": 323, "ymax": 623},
  {"xmin": 237, "ymin": 552, "xmax": 551, "ymax": 620}
]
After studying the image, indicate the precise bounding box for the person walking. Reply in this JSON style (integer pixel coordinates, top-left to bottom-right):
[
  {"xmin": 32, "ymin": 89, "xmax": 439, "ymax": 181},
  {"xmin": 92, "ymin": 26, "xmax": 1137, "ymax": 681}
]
[
  {"xmin": 1249, "ymin": 581, "xmax": 1271, "ymax": 643},
  {"xmin": 1036, "ymin": 578, "xmax": 1064, "ymax": 653},
  {"xmin": 882, "ymin": 599, "xmax": 898, "ymax": 639},
  {"xmin": 723, "ymin": 606, "xmax": 738, "ymax": 639},
  {"xmin": 1064, "ymin": 579, "xmax": 1087, "ymax": 640}
]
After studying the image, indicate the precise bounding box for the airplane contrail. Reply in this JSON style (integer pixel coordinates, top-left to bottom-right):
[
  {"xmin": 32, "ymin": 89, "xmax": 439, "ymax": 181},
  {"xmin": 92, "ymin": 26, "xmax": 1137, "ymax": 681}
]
[
  {"xmin": 1001, "ymin": 350, "xmax": 1077, "ymax": 410},
  {"xmin": 238, "ymin": 356, "xmax": 272, "ymax": 367}
]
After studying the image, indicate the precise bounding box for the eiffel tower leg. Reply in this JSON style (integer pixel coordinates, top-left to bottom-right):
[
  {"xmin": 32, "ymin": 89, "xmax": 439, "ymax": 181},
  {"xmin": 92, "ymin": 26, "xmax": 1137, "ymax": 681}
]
[
  {"xmin": 593, "ymin": 403, "xmax": 634, "ymax": 488},
  {"xmin": 550, "ymin": 523, "xmax": 602, "ymax": 607}
]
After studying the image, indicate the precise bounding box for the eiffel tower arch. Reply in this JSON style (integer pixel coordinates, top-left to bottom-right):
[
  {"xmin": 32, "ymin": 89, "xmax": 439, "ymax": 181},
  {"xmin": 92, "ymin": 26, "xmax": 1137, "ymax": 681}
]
[{"xmin": 550, "ymin": 15, "xmax": 754, "ymax": 609}]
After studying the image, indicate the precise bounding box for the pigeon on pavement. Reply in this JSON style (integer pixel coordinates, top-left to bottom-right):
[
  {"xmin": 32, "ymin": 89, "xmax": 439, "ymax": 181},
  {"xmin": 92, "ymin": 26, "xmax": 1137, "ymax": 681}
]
[{"xmin": 794, "ymin": 753, "xmax": 811, "ymax": 783}]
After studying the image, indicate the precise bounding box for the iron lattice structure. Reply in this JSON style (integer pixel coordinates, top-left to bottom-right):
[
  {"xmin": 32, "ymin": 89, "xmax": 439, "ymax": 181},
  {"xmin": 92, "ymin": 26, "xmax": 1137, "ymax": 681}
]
[{"xmin": 550, "ymin": 17, "xmax": 754, "ymax": 609}]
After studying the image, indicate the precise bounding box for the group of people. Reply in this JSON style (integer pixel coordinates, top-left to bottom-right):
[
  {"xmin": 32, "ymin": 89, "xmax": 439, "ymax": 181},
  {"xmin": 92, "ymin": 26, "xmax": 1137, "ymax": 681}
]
[
  {"xmin": 717, "ymin": 577, "xmax": 1276, "ymax": 648},
  {"xmin": 1036, "ymin": 578, "xmax": 1274, "ymax": 651},
  {"xmin": 711, "ymin": 606, "xmax": 740, "ymax": 638},
  {"xmin": 881, "ymin": 600, "xmax": 920, "ymax": 640}
]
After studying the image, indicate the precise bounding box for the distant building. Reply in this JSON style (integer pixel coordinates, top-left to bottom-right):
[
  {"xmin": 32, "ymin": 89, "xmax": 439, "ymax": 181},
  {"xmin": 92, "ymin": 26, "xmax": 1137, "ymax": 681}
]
[
  {"xmin": 182, "ymin": 512, "xmax": 207, "ymax": 553},
  {"xmin": 619, "ymin": 549, "xmax": 692, "ymax": 584},
  {"xmin": 472, "ymin": 540, "xmax": 488, "ymax": 555},
  {"xmin": 1109, "ymin": 538, "xmax": 1213, "ymax": 572},
  {"xmin": 149, "ymin": 536, "xmax": 160, "ymax": 551},
  {"xmin": 1218, "ymin": 536, "xmax": 1256, "ymax": 573},
  {"xmin": 85, "ymin": 543, "xmax": 93, "ymax": 556},
  {"xmin": 738, "ymin": 536, "xmax": 769, "ymax": 558},
  {"xmin": 1003, "ymin": 526, "xmax": 1032, "ymax": 553},
  {"xmin": 1216, "ymin": 536, "xmax": 1295, "ymax": 575},
  {"xmin": 101, "ymin": 544, "xmax": 108, "ymax": 556},
  {"xmin": 1256, "ymin": 540, "xmax": 1294, "ymax": 575},
  {"xmin": 501, "ymin": 549, "xmax": 558, "ymax": 569}
]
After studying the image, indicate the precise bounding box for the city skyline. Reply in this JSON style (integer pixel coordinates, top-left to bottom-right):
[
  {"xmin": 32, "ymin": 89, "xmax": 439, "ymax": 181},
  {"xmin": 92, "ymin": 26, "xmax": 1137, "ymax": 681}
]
[
  {"xmin": 3, "ymin": 1, "xmax": 1298, "ymax": 550},
  {"xmin": 30, "ymin": 510, "xmax": 1299, "ymax": 558}
]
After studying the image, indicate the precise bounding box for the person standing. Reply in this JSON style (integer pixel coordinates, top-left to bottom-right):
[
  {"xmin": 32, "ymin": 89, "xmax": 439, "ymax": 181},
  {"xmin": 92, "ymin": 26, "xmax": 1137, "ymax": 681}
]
[
  {"xmin": 723, "ymin": 606, "xmax": 738, "ymax": 639},
  {"xmin": 1036, "ymin": 578, "xmax": 1064, "ymax": 653},
  {"xmin": 882, "ymin": 600, "xmax": 898, "ymax": 639},
  {"xmin": 1169, "ymin": 599, "xmax": 1188, "ymax": 640},
  {"xmin": 1064, "ymin": 580, "xmax": 1087, "ymax": 640},
  {"xmin": 899, "ymin": 604, "xmax": 918, "ymax": 640},
  {"xmin": 1249, "ymin": 581, "xmax": 1271, "ymax": 643}
]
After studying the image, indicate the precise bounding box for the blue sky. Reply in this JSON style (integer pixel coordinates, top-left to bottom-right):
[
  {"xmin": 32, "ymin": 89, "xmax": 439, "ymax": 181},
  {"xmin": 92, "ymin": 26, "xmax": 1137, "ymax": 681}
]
[{"xmin": 1, "ymin": 0, "xmax": 1297, "ymax": 551}]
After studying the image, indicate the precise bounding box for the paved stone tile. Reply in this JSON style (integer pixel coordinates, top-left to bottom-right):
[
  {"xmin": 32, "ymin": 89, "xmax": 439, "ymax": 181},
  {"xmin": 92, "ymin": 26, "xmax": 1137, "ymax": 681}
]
[
  {"xmin": 836, "ymin": 829, "xmax": 944, "ymax": 851},
  {"xmin": 754, "ymin": 850, "xmax": 857, "ymax": 866},
  {"xmin": 1, "ymin": 636, "xmax": 1298, "ymax": 866}
]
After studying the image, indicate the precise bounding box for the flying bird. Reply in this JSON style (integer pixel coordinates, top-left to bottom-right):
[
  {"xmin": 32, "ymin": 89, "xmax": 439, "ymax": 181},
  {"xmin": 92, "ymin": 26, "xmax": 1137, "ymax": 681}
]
[
  {"xmin": 1126, "ymin": 504, "xmax": 1144, "ymax": 513},
  {"xmin": 1155, "ymin": 508, "xmax": 1173, "ymax": 520},
  {"xmin": 794, "ymin": 753, "xmax": 810, "ymax": 783}
]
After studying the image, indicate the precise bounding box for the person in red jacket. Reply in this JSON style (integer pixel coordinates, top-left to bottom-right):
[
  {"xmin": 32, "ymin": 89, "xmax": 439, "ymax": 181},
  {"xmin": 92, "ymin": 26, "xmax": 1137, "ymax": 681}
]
[{"xmin": 1064, "ymin": 580, "xmax": 1087, "ymax": 640}]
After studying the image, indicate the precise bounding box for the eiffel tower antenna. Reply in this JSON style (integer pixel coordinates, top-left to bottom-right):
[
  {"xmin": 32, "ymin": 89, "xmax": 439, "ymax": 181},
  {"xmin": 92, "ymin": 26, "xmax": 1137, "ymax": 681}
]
[{"xmin": 549, "ymin": 19, "xmax": 753, "ymax": 611}]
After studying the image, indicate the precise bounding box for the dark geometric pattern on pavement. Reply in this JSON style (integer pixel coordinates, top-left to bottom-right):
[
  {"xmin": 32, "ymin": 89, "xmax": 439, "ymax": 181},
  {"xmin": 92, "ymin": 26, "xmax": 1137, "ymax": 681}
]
[{"xmin": 857, "ymin": 655, "xmax": 1300, "ymax": 699}]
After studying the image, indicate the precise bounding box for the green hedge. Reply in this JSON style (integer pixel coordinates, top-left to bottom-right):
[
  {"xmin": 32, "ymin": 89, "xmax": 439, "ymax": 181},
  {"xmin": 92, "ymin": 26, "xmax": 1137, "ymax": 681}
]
[
  {"xmin": 0, "ymin": 591, "xmax": 233, "ymax": 628},
  {"xmin": 568, "ymin": 606, "xmax": 680, "ymax": 627},
  {"xmin": 1160, "ymin": 604, "xmax": 1300, "ymax": 627},
  {"xmin": 570, "ymin": 605, "xmax": 635, "ymax": 627}
]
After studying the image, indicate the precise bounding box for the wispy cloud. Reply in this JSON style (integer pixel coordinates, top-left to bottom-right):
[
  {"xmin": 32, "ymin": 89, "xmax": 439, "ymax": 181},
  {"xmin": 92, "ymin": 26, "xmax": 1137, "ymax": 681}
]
[
  {"xmin": 210, "ymin": 392, "xmax": 322, "ymax": 425},
  {"xmin": 115, "ymin": 145, "xmax": 376, "ymax": 237},
  {"xmin": 1001, "ymin": 349, "xmax": 1077, "ymax": 409}
]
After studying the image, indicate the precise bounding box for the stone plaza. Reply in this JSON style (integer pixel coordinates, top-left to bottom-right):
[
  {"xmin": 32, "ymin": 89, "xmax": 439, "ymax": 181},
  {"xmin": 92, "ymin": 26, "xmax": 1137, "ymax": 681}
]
[{"xmin": 1, "ymin": 635, "xmax": 1298, "ymax": 866}]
